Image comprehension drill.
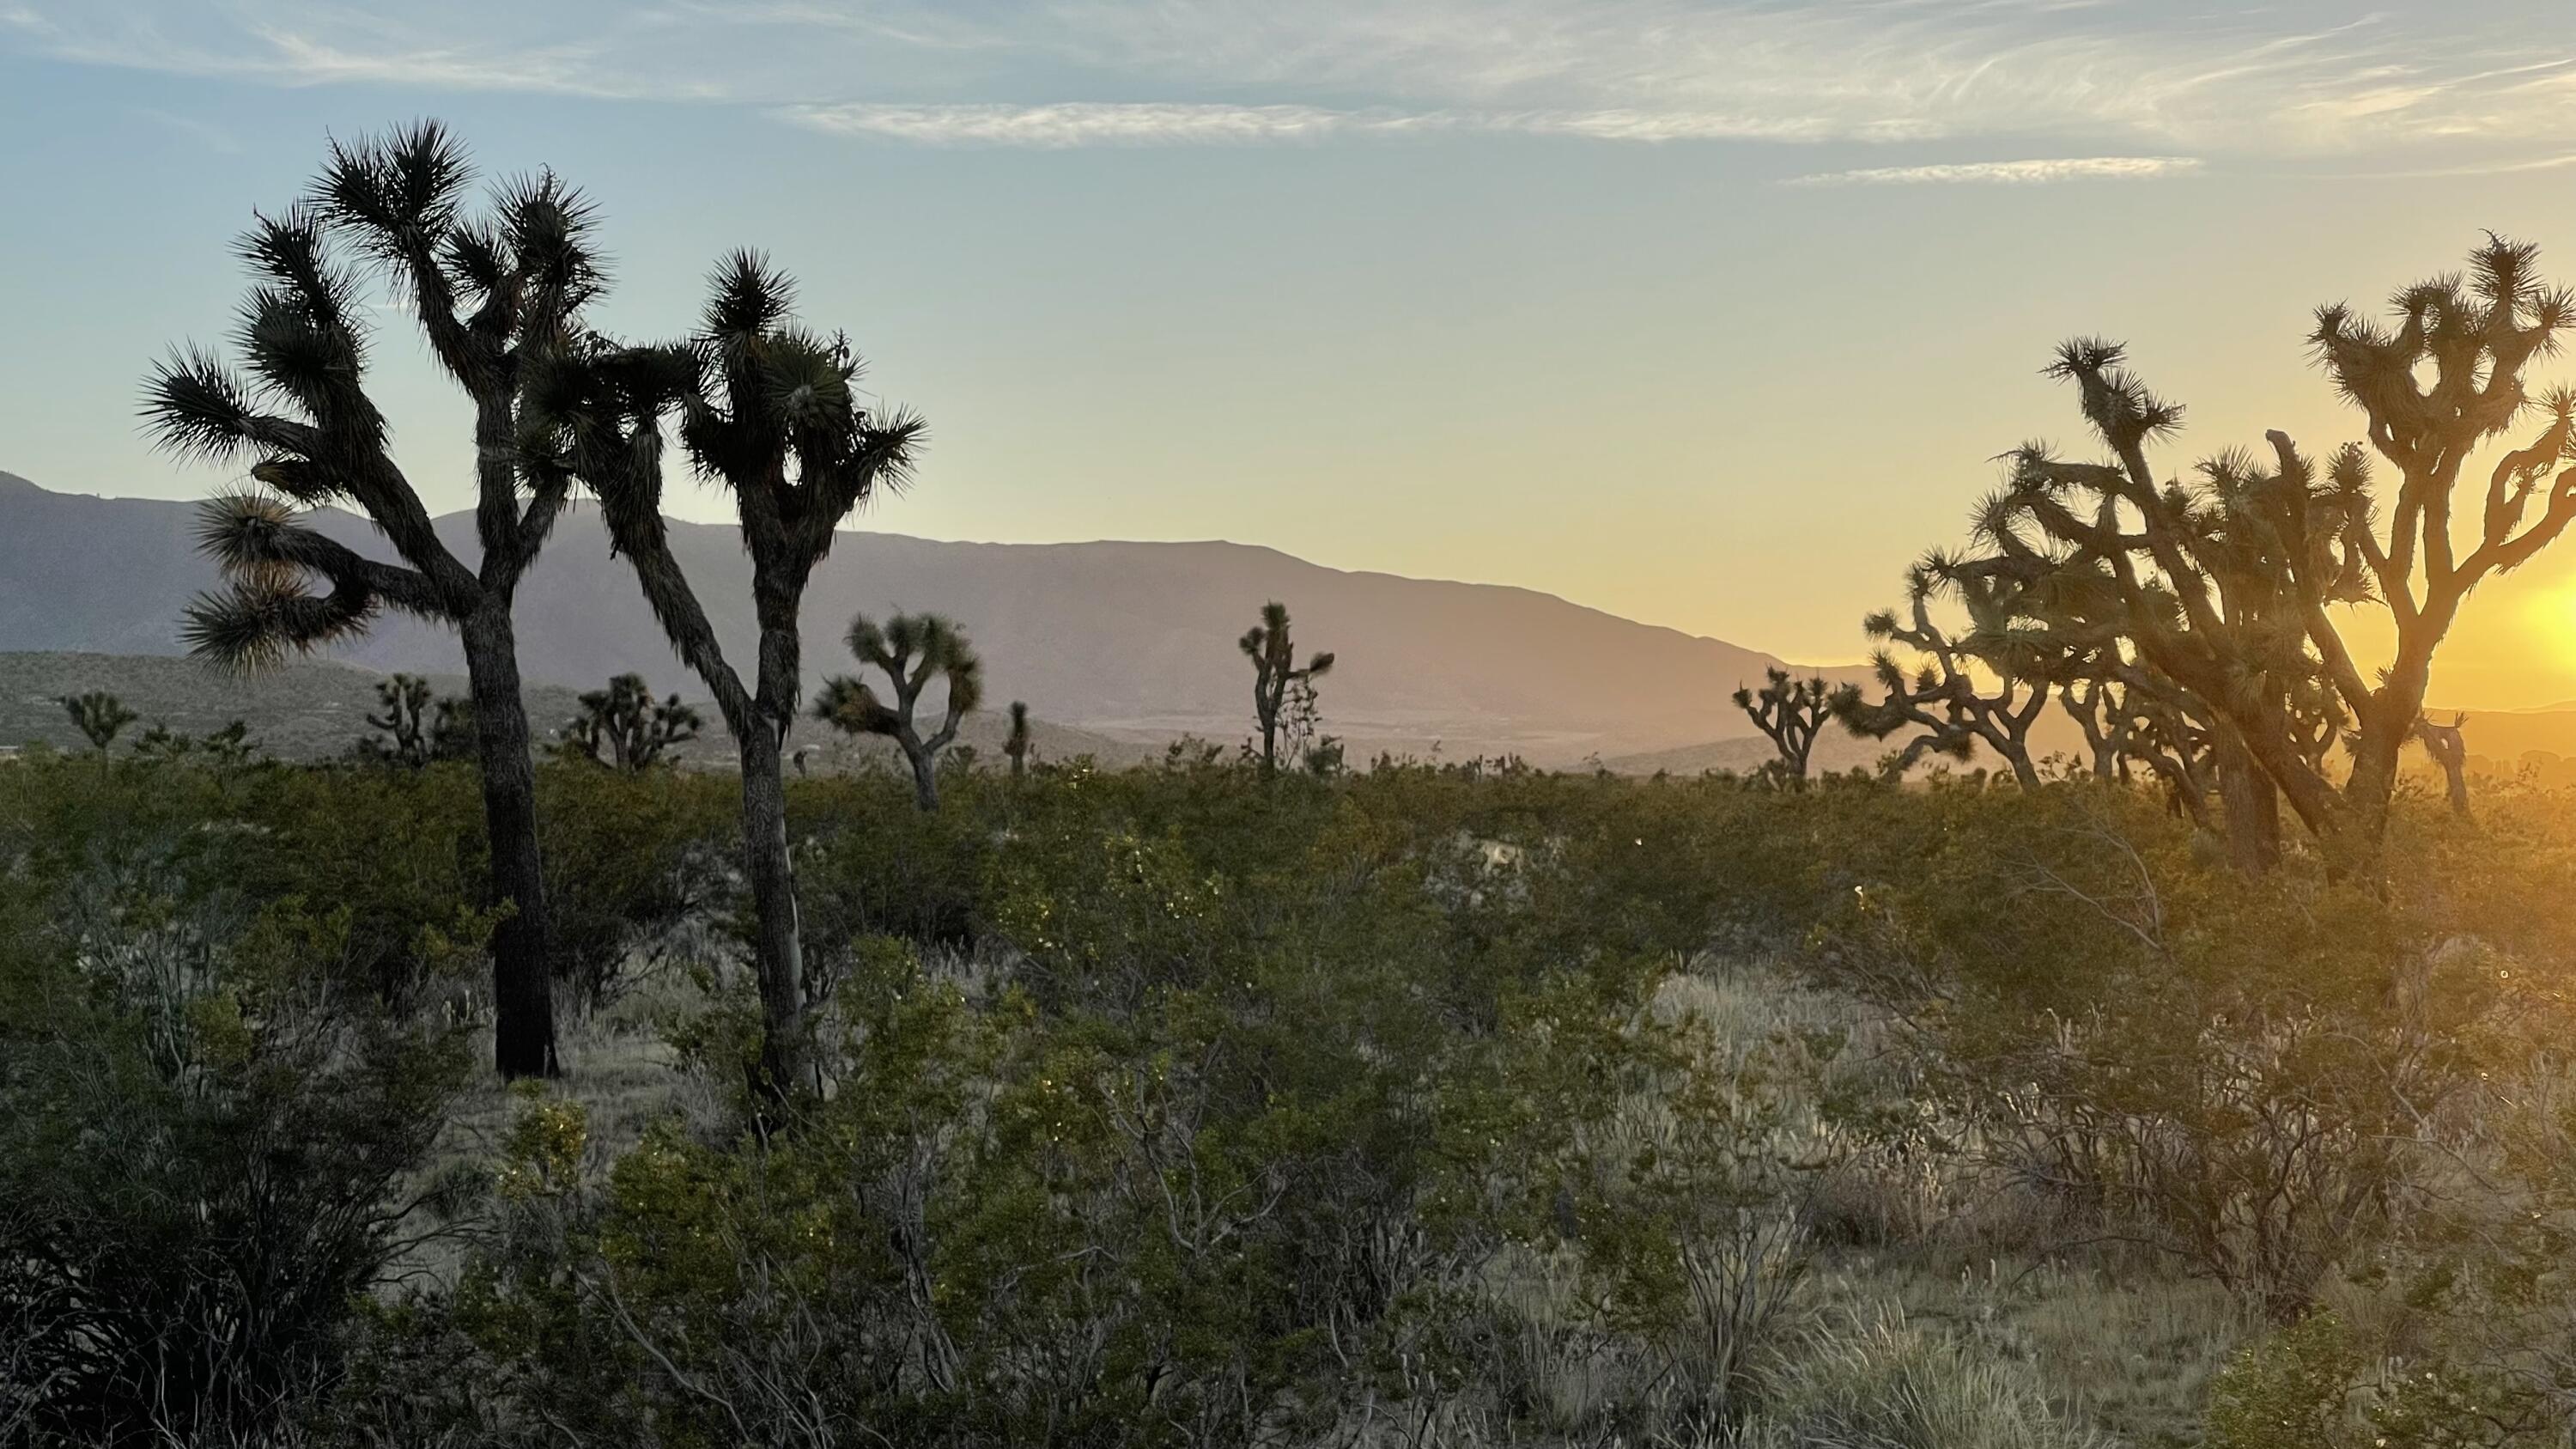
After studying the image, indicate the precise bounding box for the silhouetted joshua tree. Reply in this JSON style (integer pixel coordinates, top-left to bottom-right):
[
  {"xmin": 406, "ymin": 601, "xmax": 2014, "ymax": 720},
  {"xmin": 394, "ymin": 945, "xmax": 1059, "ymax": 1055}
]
[
  {"xmin": 560, "ymin": 673, "xmax": 702, "ymax": 773},
  {"xmin": 2415, "ymin": 712, "xmax": 2473, "ymax": 819},
  {"xmin": 355, "ymin": 673, "xmax": 474, "ymax": 768},
  {"xmin": 1734, "ymin": 668, "xmax": 1850, "ymax": 783},
  {"xmin": 61, "ymin": 691, "xmax": 136, "ymax": 775},
  {"xmin": 1834, "ymin": 552, "xmax": 2050, "ymax": 787},
  {"xmin": 815, "ymin": 612, "xmax": 982, "ymax": 813},
  {"xmin": 142, "ymin": 122, "xmax": 599, "ymax": 1078},
  {"xmin": 1005, "ymin": 701, "xmax": 1033, "ymax": 779},
  {"xmin": 526, "ymin": 252, "xmax": 923, "ymax": 1101},
  {"xmin": 1990, "ymin": 237, "xmax": 2576, "ymax": 871},
  {"xmin": 1241, "ymin": 601, "xmax": 1334, "ymax": 777}
]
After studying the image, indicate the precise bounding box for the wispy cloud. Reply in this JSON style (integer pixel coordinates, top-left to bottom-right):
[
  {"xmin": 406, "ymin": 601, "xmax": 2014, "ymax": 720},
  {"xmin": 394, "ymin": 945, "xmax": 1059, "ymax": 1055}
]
[
  {"xmin": 785, "ymin": 101, "xmax": 1379, "ymax": 147},
  {"xmin": 11, "ymin": 1, "xmax": 2576, "ymax": 164},
  {"xmin": 1784, "ymin": 155, "xmax": 2205, "ymax": 186},
  {"xmin": 780, "ymin": 100, "xmax": 1944, "ymax": 147}
]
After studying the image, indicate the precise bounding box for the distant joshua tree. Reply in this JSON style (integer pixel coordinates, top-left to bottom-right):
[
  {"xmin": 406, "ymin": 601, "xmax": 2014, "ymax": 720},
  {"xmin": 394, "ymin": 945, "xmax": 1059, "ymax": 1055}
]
[
  {"xmin": 1733, "ymin": 668, "xmax": 1849, "ymax": 784},
  {"xmin": 560, "ymin": 674, "xmax": 702, "ymax": 773},
  {"xmin": 815, "ymin": 612, "xmax": 982, "ymax": 813},
  {"xmin": 133, "ymin": 719, "xmax": 258, "ymax": 767},
  {"xmin": 61, "ymin": 691, "xmax": 137, "ymax": 774},
  {"xmin": 1004, "ymin": 701, "xmax": 1033, "ymax": 780},
  {"xmin": 356, "ymin": 673, "xmax": 473, "ymax": 769},
  {"xmin": 2415, "ymin": 712, "xmax": 2473, "ymax": 819},
  {"xmin": 142, "ymin": 122, "xmax": 602, "ymax": 1078},
  {"xmin": 1241, "ymin": 601, "xmax": 1334, "ymax": 777}
]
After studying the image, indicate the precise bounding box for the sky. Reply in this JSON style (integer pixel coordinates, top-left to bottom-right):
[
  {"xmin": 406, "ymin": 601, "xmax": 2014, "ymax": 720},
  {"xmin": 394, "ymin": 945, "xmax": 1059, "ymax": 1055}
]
[{"xmin": 10, "ymin": 2, "xmax": 2576, "ymax": 709}]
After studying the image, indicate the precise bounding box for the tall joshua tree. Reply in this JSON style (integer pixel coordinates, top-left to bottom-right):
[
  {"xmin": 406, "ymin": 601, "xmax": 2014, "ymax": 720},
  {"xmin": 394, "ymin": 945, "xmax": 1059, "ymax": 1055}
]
[
  {"xmin": 1241, "ymin": 600, "xmax": 1334, "ymax": 776},
  {"xmin": 526, "ymin": 253, "xmax": 923, "ymax": 1100},
  {"xmin": 560, "ymin": 673, "xmax": 702, "ymax": 773},
  {"xmin": 815, "ymin": 612, "xmax": 982, "ymax": 813},
  {"xmin": 1995, "ymin": 238, "xmax": 2576, "ymax": 868},
  {"xmin": 61, "ymin": 692, "xmax": 137, "ymax": 775},
  {"xmin": 1004, "ymin": 701, "xmax": 1033, "ymax": 779},
  {"xmin": 142, "ymin": 123, "xmax": 601, "ymax": 1077},
  {"xmin": 1734, "ymin": 667, "xmax": 1849, "ymax": 783}
]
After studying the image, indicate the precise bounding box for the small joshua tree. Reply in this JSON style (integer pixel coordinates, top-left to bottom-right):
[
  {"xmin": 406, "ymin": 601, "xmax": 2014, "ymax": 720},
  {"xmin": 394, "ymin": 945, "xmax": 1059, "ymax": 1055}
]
[
  {"xmin": 560, "ymin": 673, "xmax": 702, "ymax": 773},
  {"xmin": 815, "ymin": 612, "xmax": 983, "ymax": 812},
  {"xmin": 1004, "ymin": 700, "xmax": 1033, "ymax": 779},
  {"xmin": 2415, "ymin": 712, "xmax": 2472, "ymax": 819},
  {"xmin": 355, "ymin": 673, "xmax": 473, "ymax": 769},
  {"xmin": 61, "ymin": 691, "xmax": 137, "ymax": 774},
  {"xmin": 1733, "ymin": 668, "xmax": 1850, "ymax": 784},
  {"xmin": 1241, "ymin": 600, "xmax": 1334, "ymax": 777}
]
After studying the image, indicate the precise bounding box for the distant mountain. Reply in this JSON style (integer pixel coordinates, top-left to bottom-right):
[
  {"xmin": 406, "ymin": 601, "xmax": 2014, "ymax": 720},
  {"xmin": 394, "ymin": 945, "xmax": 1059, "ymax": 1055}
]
[{"xmin": 0, "ymin": 472, "xmax": 1864, "ymax": 764}]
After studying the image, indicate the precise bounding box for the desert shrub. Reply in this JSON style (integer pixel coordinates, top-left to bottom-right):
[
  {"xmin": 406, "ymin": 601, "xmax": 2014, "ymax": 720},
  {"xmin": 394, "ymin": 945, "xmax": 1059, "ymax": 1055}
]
[
  {"xmin": 536, "ymin": 764, "xmax": 733, "ymax": 1009},
  {"xmin": 2200, "ymin": 1311, "xmax": 2514, "ymax": 1449},
  {"xmin": 0, "ymin": 895, "xmax": 476, "ymax": 1446},
  {"xmin": 1798, "ymin": 783, "xmax": 2537, "ymax": 1324}
]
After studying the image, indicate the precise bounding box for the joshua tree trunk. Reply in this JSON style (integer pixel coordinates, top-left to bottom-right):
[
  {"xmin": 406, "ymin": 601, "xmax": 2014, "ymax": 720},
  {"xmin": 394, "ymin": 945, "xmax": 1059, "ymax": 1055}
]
[
  {"xmin": 906, "ymin": 740, "xmax": 941, "ymax": 813},
  {"xmin": 2215, "ymin": 734, "xmax": 2282, "ymax": 879},
  {"xmin": 735, "ymin": 716, "xmax": 809, "ymax": 1095},
  {"xmin": 461, "ymin": 602, "xmax": 558, "ymax": 1078}
]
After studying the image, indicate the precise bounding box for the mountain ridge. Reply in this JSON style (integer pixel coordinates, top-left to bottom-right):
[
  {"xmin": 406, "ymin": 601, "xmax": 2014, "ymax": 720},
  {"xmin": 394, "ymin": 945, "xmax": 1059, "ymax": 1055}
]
[{"xmin": 0, "ymin": 471, "xmax": 1864, "ymax": 764}]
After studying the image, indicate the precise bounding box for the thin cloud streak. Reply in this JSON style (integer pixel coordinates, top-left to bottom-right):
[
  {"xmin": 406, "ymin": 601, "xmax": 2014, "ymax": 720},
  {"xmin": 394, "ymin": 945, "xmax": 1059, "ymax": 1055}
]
[
  {"xmin": 780, "ymin": 100, "xmax": 1946, "ymax": 147},
  {"xmin": 1784, "ymin": 155, "xmax": 2205, "ymax": 186},
  {"xmin": 12, "ymin": 1, "xmax": 2576, "ymax": 163}
]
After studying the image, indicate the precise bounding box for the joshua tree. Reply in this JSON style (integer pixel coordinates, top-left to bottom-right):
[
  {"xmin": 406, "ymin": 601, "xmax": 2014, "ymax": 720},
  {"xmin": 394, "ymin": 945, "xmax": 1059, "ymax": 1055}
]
[
  {"xmin": 1004, "ymin": 700, "xmax": 1033, "ymax": 779},
  {"xmin": 1241, "ymin": 601, "xmax": 1334, "ymax": 776},
  {"xmin": 815, "ymin": 612, "xmax": 982, "ymax": 813},
  {"xmin": 1991, "ymin": 238, "xmax": 2576, "ymax": 869},
  {"xmin": 560, "ymin": 673, "xmax": 702, "ymax": 773},
  {"xmin": 134, "ymin": 719, "xmax": 258, "ymax": 767},
  {"xmin": 142, "ymin": 123, "xmax": 599, "ymax": 1078},
  {"xmin": 61, "ymin": 691, "xmax": 136, "ymax": 774},
  {"xmin": 355, "ymin": 673, "xmax": 474, "ymax": 768},
  {"xmin": 1835, "ymin": 552, "xmax": 2051, "ymax": 787},
  {"xmin": 1733, "ymin": 668, "xmax": 1850, "ymax": 783},
  {"xmin": 2415, "ymin": 712, "xmax": 2473, "ymax": 818},
  {"xmin": 526, "ymin": 252, "xmax": 923, "ymax": 1100}
]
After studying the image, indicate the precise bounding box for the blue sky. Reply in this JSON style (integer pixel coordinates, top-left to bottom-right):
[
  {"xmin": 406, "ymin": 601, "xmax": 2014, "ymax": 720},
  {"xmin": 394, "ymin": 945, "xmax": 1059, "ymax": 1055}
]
[{"xmin": 10, "ymin": 2, "xmax": 2576, "ymax": 706}]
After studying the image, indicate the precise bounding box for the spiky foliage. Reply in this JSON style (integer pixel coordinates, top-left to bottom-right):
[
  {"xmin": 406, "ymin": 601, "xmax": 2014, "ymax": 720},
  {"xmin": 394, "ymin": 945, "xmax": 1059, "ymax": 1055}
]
[
  {"xmin": 60, "ymin": 692, "xmax": 137, "ymax": 772},
  {"xmin": 816, "ymin": 612, "xmax": 984, "ymax": 813},
  {"xmin": 523, "ymin": 253, "xmax": 925, "ymax": 1101},
  {"xmin": 139, "ymin": 121, "xmax": 611, "ymax": 1078},
  {"xmin": 1978, "ymin": 240, "xmax": 2574, "ymax": 866},
  {"xmin": 1004, "ymin": 700, "xmax": 1033, "ymax": 779},
  {"xmin": 1734, "ymin": 668, "xmax": 1851, "ymax": 784},
  {"xmin": 1240, "ymin": 600, "xmax": 1335, "ymax": 777},
  {"xmin": 559, "ymin": 674, "xmax": 702, "ymax": 774},
  {"xmin": 1834, "ymin": 550, "xmax": 2054, "ymax": 787}
]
